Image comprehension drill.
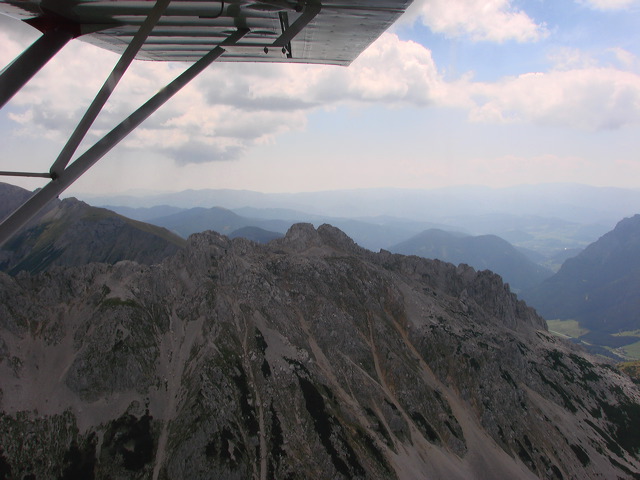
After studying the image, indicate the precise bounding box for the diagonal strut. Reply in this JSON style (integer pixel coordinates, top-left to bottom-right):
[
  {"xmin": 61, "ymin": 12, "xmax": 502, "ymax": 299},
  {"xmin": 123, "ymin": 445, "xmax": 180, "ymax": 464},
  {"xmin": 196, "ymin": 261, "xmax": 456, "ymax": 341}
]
[{"xmin": 49, "ymin": 0, "xmax": 173, "ymax": 178}]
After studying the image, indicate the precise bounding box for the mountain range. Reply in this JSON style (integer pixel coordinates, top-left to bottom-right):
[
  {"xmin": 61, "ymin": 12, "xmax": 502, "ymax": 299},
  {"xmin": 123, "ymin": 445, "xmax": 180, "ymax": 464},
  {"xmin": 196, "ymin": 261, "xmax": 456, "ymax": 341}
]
[
  {"xmin": 103, "ymin": 204, "xmax": 448, "ymax": 253},
  {"xmin": 88, "ymin": 183, "xmax": 639, "ymax": 268},
  {"xmin": 100, "ymin": 201, "xmax": 569, "ymax": 295},
  {"xmin": 100, "ymin": 201, "xmax": 609, "ymax": 272},
  {"xmin": 82, "ymin": 184, "xmax": 640, "ymax": 226},
  {"xmin": 145, "ymin": 206, "xmax": 291, "ymax": 239},
  {"xmin": 1, "ymin": 223, "xmax": 639, "ymax": 478}
]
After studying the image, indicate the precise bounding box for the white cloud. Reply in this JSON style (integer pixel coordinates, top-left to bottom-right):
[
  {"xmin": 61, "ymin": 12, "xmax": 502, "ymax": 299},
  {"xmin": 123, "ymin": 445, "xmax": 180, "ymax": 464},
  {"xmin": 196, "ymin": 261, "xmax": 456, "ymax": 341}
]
[
  {"xmin": 194, "ymin": 33, "xmax": 445, "ymax": 108},
  {"xmin": 169, "ymin": 34, "xmax": 448, "ymax": 162},
  {"xmin": 1, "ymin": 31, "xmax": 449, "ymax": 164},
  {"xmin": 547, "ymin": 47, "xmax": 599, "ymax": 70},
  {"xmin": 336, "ymin": 35, "xmax": 447, "ymax": 104},
  {"xmin": 2, "ymin": 12, "xmax": 639, "ymax": 172},
  {"xmin": 577, "ymin": 0, "xmax": 640, "ymax": 10},
  {"xmin": 548, "ymin": 47, "xmax": 640, "ymax": 75},
  {"xmin": 468, "ymin": 67, "xmax": 640, "ymax": 129},
  {"xmin": 405, "ymin": 0, "xmax": 548, "ymax": 42}
]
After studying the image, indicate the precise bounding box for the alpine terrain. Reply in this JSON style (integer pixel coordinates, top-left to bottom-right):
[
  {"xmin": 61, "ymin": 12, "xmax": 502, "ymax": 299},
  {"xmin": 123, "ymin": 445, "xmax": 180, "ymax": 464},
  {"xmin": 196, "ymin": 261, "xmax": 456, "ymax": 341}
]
[{"xmin": 0, "ymin": 224, "xmax": 639, "ymax": 479}]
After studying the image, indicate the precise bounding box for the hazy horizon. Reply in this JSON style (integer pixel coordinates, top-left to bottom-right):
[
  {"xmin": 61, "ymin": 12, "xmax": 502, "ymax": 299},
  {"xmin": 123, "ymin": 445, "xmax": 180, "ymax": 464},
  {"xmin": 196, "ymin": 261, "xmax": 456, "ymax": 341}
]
[{"xmin": 67, "ymin": 181, "xmax": 640, "ymax": 199}]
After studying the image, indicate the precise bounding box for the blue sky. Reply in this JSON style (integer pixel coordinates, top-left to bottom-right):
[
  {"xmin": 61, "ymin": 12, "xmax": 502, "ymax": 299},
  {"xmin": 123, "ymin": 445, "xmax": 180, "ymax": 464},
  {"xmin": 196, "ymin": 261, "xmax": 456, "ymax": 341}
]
[{"xmin": 1, "ymin": 0, "xmax": 640, "ymax": 195}]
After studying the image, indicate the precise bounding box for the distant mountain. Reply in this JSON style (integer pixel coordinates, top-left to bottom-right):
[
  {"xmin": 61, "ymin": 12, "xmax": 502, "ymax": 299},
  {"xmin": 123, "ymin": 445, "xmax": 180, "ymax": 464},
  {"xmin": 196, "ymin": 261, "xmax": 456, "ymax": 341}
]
[
  {"xmin": 102, "ymin": 204, "xmax": 186, "ymax": 222},
  {"xmin": 84, "ymin": 184, "xmax": 636, "ymax": 262},
  {"xmin": 522, "ymin": 214, "xmax": 640, "ymax": 340},
  {"xmin": 0, "ymin": 182, "xmax": 33, "ymax": 220},
  {"xmin": 231, "ymin": 208, "xmax": 456, "ymax": 243},
  {"xmin": 0, "ymin": 184, "xmax": 185, "ymax": 275},
  {"xmin": 232, "ymin": 206, "xmax": 327, "ymax": 222},
  {"xmin": 82, "ymin": 184, "xmax": 640, "ymax": 226},
  {"xmin": 390, "ymin": 229, "xmax": 553, "ymax": 293},
  {"xmin": 149, "ymin": 206, "xmax": 292, "ymax": 238},
  {"xmin": 229, "ymin": 226, "xmax": 283, "ymax": 243},
  {"xmin": 441, "ymin": 213, "xmax": 609, "ymax": 261},
  {"xmin": 129, "ymin": 204, "xmax": 443, "ymax": 252},
  {"xmin": 104, "ymin": 198, "xmax": 602, "ymax": 267}
]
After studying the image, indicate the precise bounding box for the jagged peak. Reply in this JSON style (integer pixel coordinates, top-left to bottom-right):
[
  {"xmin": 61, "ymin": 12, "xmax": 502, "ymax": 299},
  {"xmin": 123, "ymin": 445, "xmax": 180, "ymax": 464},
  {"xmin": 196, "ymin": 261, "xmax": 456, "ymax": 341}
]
[
  {"xmin": 317, "ymin": 223, "xmax": 363, "ymax": 254},
  {"xmin": 280, "ymin": 222, "xmax": 321, "ymax": 249},
  {"xmin": 270, "ymin": 223, "xmax": 363, "ymax": 255},
  {"xmin": 186, "ymin": 229, "xmax": 232, "ymax": 249}
]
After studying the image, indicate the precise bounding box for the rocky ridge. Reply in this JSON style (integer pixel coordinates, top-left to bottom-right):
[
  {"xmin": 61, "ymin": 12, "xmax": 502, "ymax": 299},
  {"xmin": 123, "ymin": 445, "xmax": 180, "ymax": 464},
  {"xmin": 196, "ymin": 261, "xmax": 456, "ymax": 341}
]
[{"xmin": 0, "ymin": 223, "xmax": 639, "ymax": 479}]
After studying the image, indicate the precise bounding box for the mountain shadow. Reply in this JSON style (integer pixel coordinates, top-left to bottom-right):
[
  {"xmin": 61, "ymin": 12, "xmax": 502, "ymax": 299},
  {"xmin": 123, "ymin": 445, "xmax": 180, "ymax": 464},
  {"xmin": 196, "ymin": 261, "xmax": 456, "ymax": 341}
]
[{"xmin": 0, "ymin": 183, "xmax": 185, "ymax": 275}]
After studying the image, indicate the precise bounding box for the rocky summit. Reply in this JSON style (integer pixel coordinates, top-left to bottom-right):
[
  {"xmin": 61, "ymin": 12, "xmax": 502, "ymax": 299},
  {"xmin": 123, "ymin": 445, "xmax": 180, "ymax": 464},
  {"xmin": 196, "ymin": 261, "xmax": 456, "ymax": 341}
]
[{"xmin": 0, "ymin": 224, "xmax": 639, "ymax": 479}]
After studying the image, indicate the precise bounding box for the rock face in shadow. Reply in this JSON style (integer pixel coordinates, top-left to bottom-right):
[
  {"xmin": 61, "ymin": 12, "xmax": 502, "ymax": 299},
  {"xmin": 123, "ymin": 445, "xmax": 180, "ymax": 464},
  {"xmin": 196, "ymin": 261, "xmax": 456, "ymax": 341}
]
[{"xmin": 1, "ymin": 223, "xmax": 639, "ymax": 479}]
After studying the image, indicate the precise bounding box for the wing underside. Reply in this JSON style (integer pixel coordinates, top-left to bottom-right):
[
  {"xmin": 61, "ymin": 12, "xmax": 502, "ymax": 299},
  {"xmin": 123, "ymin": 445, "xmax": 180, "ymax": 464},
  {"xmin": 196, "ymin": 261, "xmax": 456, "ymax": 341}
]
[{"xmin": 0, "ymin": 0, "xmax": 412, "ymax": 66}]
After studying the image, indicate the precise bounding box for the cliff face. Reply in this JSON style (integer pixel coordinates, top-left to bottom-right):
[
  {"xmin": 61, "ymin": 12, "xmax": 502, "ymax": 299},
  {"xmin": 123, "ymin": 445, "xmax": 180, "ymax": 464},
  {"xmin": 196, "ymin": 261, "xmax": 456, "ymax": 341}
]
[{"xmin": 1, "ymin": 224, "xmax": 639, "ymax": 480}]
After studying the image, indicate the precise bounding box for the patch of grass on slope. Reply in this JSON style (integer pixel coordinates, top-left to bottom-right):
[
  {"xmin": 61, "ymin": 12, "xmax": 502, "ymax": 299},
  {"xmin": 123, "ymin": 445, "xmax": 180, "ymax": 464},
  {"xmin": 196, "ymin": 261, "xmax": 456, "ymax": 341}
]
[
  {"xmin": 547, "ymin": 319, "xmax": 590, "ymax": 338},
  {"xmin": 614, "ymin": 341, "xmax": 640, "ymax": 361}
]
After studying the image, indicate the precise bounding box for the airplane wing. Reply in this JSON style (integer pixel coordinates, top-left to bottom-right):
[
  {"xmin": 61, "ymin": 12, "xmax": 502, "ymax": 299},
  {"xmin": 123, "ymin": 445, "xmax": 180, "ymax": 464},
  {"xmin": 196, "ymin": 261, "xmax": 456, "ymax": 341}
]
[{"xmin": 0, "ymin": 1, "xmax": 412, "ymax": 66}]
